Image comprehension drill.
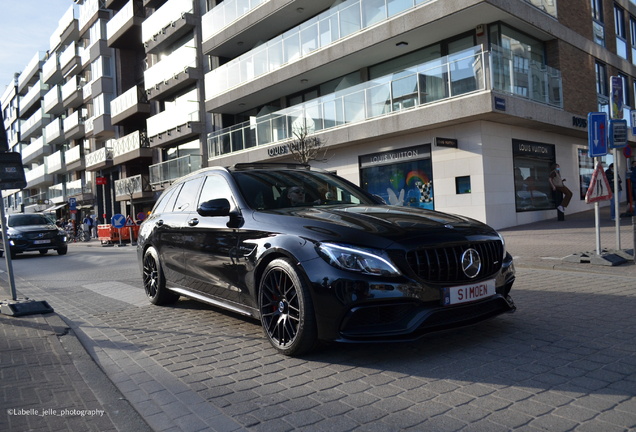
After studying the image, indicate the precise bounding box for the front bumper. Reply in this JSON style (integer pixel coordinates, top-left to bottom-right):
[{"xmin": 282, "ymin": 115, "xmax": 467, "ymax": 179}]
[
  {"xmin": 8, "ymin": 237, "xmax": 66, "ymax": 254},
  {"xmin": 306, "ymin": 252, "xmax": 516, "ymax": 342}
]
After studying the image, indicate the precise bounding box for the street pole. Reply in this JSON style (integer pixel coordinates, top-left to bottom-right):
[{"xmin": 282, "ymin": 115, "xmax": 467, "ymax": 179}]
[
  {"xmin": 0, "ymin": 190, "xmax": 17, "ymax": 301},
  {"xmin": 614, "ymin": 148, "xmax": 621, "ymax": 250},
  {"xmin": 595, "ymin": 157, "xmax": 601, "ymax": 255}
]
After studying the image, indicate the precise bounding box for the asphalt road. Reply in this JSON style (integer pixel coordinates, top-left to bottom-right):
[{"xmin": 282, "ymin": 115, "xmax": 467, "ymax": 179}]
[{"xmin": 2, "ymin": 243, "xmax": 635, "ymax": 431}]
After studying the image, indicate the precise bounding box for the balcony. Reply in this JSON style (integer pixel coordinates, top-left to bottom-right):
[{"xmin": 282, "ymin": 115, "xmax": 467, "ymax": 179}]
[
  {"xmin": 24, "ymin": 191, "xmax": 49, "ymax": 208},
  {"xmin": 85, "ymin": 145, "xmax": 114, "ymax": 171},
  {"xmin": 42, "ymin": 53, "xmax": 62, "ymax": 86},
  {"xmin": 62, "ymin": 76, "xmax": 85, "ymax": 109},
  {"xmin": 44, "ymin": 85, "xmax": 64, "ymax": 116},
  {"xmin": 202, "ymin": 0, "xmax": 271, "ymax": 45},
  {"xmin": 85, "ymin": 116, "xmax": 95, "ymax": 137},
  {"xmin": 22, "ymin": 135, "xmax": 52, "ymax": 165},
  {"xmin": 111, "ymin": 86, "xmax": 150, "ymax": 126},
  {"xmin": 83, "ymin": 81, "xmax": 93, "ymax": 103},
  {"xmin": 65, "ymin": 145, "xmax": 85, "ymax": 171},
  {"xmin": 67, "ymin": 178, "xmax": 94, "ymax": 201},
  {"xmin": 144, "ymin": 42, "xmax": 200, "ymax": 101},
  {"xmin": 143, "ymin": 0, "xmax": 168, "ymax": 8},
  {"xmin": 44, "ymin": 117, "xmax": 65, "ymax": 146},
  {"xmin": 79, "ymin": 0, "xmax": 108, "ymax": 35},
  {"xmin": 50, "ymin": 5, "xmax": 80, "ymax": 51},
  {"xmin": 207, "ymin": 47, "xmax": 563, "ymax": 159},
  {"xmin": 115, "ymin": 174, "xmax": 153, "ymax": 201},
  {"xmin": 92, "ymin": 94, "xmax": 115, "ymax": 139},
  {"xmin": 48, "ymin": 183, "xmax": 66, "ymax": 204},
  {"xmin": 113, "ymin": 130, "xmax": 152, "ymax": 165},
  {"xmin": 147, "ymin": 88, "xmax": 201, "ymax": 147},
  {"xmin": 81, "ymin": 45, "xmax": 91, "ymax": 69},
  {"xmin": 63, "ymin": 110, "xmax": 85, "ymax": 141},
  {"xmin": 60, "ymin": 41, "xmax": 81, "ymax": 77},
  {"xmin": 25, "ymin": 162, "xmax": 54, "ymax": 189},
  {"xmin": 107, "ymin": 0, "xmax": 144, "ymax": 49},
  {"xmin": 149, "ymin": 154, "xmax": 202, "ymax": 188},
  {"xmin": 19, "ymin": 79, "xmax": 49, "ymax": 119},
  {"xmin": 18, "ymin": 52, "xmax": 46, "ymax": 94},
  {"xmin": 21, "ymin": 107, "xmax": 50, "ymax": 141},
  {"xmin": 46, "ymin": 150, "xmax": 66, "ymax": 175},
  {"xmin": 143, "ymin": 0, "xmax": 195, "ymax": 55}
]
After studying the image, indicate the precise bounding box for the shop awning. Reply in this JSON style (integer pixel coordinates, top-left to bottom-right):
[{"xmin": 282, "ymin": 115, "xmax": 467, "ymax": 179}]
[{"xmin": 43, "ymin": 203, "xmax": 67, "ymax": 212}]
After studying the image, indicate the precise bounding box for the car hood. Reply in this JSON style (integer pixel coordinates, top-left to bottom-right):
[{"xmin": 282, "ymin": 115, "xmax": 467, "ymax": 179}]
[
  {"xmin": 8, "ymin": 224, "xmax": 60, "ymax": 234},
  {"xmin": 252, "ymin": 205, "xmax": 498, "ymax": 249}
]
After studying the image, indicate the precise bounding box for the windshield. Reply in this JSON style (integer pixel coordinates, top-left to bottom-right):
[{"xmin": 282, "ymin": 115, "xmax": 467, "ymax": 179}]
[
  {"xmin": 232, "ymin": 170, "xmax": 378, "ymax": 210},
  {"xmin": 8, "ymin": 214, "xmax": 53, "ymax": 227}
]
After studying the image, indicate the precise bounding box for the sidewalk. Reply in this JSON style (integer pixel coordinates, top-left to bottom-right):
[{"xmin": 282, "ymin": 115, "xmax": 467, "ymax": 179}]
[{"xmin": 501, "ymin": 206, "xmax": 635, "ymax": 277}]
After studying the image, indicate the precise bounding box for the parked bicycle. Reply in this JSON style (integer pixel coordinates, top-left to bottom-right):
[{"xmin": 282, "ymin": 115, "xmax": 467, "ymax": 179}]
[{"xmin": 64, "ymin": 223, "xmax": 91, "ymax": 243}]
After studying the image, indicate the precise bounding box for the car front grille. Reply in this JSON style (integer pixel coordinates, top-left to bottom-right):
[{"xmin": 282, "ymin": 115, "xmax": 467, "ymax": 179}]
[
  {"xmin": 25, "ymin": 231, "xmax": 58, "ymax": 240},
  {"xmin": 406, "ymin": 241, "xmax": 503, "ymax": 283}
]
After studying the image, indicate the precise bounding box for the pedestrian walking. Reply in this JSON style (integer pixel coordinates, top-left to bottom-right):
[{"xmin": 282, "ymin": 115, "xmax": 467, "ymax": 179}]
[
  {"xmin": 548, "ymin": 163, "xmax": 572, "ymax": 213},
  {"xmin": 83, "ymin": 215, "xmax": 93, "ymax": 237},
  {"xmin": 606, "ymin": 163, "xmax": 622, "ymax": 220},
  {"xmin": 93, "ymin": 216, "xmax": 100, "ymax": 238}
]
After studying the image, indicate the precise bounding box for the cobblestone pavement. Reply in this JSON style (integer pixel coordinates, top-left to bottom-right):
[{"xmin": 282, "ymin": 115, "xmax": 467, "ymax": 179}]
[{"xmin": 3, "ymin": 240, "xmax": 635, "ymax": 431}]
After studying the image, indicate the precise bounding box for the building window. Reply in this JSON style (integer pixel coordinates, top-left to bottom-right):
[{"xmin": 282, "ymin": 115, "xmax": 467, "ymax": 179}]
[
  {"xmin": 615, "ymin": 5, "xmax": 628, "ymax": 59},
  {"xmin": 596, "ymin": 61, "xmax": 609, "ymax": 114},
  {"xmin": 618, "ymin": 72, "xmax": 630, "ymax": 119},
  {"xmin": 592, "ymin": 0, "xmax": 605, "ymax": 46},
  {"xmin": 631, "ymin": 16, "xmax": 636, "ymax": 65},
  {"xmin": 513, "ymin": 140, "xmax": 556, "ymax": 212},
  {"xmin": 359, "ymin": 144, "xmax": 434, "ymax": 210},
  {"xmin": 455, "ymin": 176, "xmax": 471, "ymax": 194}
]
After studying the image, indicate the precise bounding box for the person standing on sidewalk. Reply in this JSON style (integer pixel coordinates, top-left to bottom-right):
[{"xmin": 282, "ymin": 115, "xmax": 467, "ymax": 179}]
[
  {"xmin": 83, "ymin": 215, "xmax": 93, "ymax": 237},
  {"xmin": 548, "ymin": 163, "xmax": 572, "ymax": 213},
  {"xmin": 606, "ymin": 163, "xmax": 622, "ymax": 220},
  {"xmin": 93, "ymin": 216, "xmax": 100, "ymax": 238}
]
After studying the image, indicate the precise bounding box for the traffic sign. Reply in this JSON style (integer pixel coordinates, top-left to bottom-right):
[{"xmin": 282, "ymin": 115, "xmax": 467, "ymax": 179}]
[
  {"xmin": 124, "ymin": 216, "xmax": 136, "ymax": 227},
  {"xmin": 137, "ymin": 212, "xmax": 146, "ymax": 221},
  {"xmin": 111, "ymin": 213, "xmax": 126, "ymax": 229},
  {"xmin": 624, "ymin": 146, "xmax": 632, "ymax": 158},
  {"xmin": 588, "ymin": 112, "xmax": 608, "ymax": 157},
  {"xmin": 585, "ymin": 163, "xmax": 613, "ymax": 204},
  {"xmin": 609, "ymin": 119, "xmax": 627, "ymax": 148},
  {"xmin": 69, "ymin": 197, "xmax": 77, "ymax": 211}
]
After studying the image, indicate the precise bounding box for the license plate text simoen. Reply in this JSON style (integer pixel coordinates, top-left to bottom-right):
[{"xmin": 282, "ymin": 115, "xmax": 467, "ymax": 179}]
[{"xmin": 442, "ymin": 279, "xmax": 496, "ymax": 306}]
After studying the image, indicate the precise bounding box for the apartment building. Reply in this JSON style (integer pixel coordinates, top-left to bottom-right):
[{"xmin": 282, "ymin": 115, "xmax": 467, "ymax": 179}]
[{"xmin": 3, "ymin": 0, "xmax": 636, "ymax": 229}]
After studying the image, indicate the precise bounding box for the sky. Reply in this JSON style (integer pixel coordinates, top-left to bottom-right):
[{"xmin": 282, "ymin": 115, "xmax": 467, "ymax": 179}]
[{"xmin": 0, "ymin": 0, "xmax": 75, "ymax": 91}]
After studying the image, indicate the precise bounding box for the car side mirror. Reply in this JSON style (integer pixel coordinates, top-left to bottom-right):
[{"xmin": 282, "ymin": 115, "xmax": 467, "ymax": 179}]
[{"xmin": 198, "ymin": 198, "xmax": 231, "ymax": 217}]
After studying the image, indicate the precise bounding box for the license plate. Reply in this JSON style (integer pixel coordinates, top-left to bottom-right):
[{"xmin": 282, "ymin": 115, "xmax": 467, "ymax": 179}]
[
  {"xmin": 442, "ymin": 279, "xmax": 496, "ymax": 306},
  {"xmin": 33, "ymin": 240, "xmax": 51, "ymax": 244}
]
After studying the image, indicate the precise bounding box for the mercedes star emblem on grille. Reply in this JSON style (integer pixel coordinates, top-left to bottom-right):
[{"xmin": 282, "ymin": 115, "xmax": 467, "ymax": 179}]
[{"xmin": 461, "ymin": 248, "xmax": 481, "ymax": 278}]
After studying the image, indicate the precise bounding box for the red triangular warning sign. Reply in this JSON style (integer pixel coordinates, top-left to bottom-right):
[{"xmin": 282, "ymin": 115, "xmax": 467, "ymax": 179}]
[
  {"xmin": 585, "ymin": 164, "xmax": 613, "ymax": 203},
  {"xmin": 124, "ymin": 216, "xmax": 136, "ymax": 227}
]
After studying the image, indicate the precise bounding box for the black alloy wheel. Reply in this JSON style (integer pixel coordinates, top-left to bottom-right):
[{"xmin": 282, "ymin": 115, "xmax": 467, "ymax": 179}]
[
  {"xmin": 142, "ymin": 247, "xmax": 179, "ymax": 305},
  {"xmin": 259, "ymin": 258, "xmax": 318, "ymax": 356}
]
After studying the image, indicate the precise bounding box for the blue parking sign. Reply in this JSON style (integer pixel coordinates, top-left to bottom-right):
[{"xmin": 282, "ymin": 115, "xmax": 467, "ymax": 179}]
[
  {"xmin": 588, "ymin": 112, "xmax": 608, "ymax": 157},
  {"xmin": 69, "ymin": 197, "xmax": 77, "ymax": 211}
]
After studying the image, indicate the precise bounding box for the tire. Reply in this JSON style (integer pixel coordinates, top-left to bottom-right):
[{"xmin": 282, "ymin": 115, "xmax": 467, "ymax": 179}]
[
  {"xmin": 57, "ymin": 246, "xmax": 68, "ymax": 255},
  {"xmin": 258, "ymin": 258, "xmax": 318, "ymax": 356},
  {"xmin": 39, "ymin": 250, "xmax": 48, "ymax": 255},
  {"xmin": 142, "ymin": 247, "xmax": 179, "ymax": 305}
]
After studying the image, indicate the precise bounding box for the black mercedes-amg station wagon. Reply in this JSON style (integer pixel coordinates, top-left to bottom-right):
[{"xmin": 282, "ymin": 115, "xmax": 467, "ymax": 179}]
[{"xmin": 137, "ymin": 163, "xmax": 515, "ymax": 356}]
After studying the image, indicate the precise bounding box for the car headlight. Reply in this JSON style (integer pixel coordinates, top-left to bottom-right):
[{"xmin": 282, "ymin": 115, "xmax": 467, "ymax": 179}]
[
  {"xmin": 497, "ymin": 232, "xmax": 506, "ymax": 260},
  {"xmin": 8, "ymin": 233, "xmax": 23, "ymax": 239},
  {"xmin": 317, "ymin": 243, "xmax": 402, "ymax": 277}
]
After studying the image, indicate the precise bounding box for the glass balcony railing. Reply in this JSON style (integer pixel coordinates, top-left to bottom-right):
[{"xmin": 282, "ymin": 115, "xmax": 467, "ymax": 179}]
[
  {"xmin": 208, "ymin": 46, "xmax": 563, "ymax": 159},
  {"xmin": 115, "ymin": 174, "xmax": 151, "ymax": 197},
  {"xmin": 107, "ymin": 0, "xmax": 136, "ymax": 40},
  {"xmin": 149, "ymin": 154, "xmax": 202, "ymax": 186},
  {"xmin": 202, "ymin": 0, "xmax": 270, "ymax": 42},
  {"xmin": 24, "ymin": 190, "xmax": 49, "ymax": 206},
  {"xmin": 142, "ymin": 0, "xmax": 193, "ymax": 43},
  {"xmin": 83, "ymin": 81, "xmax": 93, "ymax": 100},
  {"xmin": 113, "ymin": 130, "xmax": 148, "ymax": 158},
  {"xmin": 111, "ymin": 86, "xmax": 146, "ymax": 118},
  {"xmin": 43, "ymin": 53, "xmax": 60, "ymax": 83},
  {"xmin": 63, "ymin": 110, "xmax": 84, "ymax": 133},
  {"xmin": 25, "ymin": 163, "xmax": 49, "ymax": 184},
  {"xmin": 60, "ymin": 41, "xmax": 79, "ymax": 70},
  {"xmin": 523, "ymin": 0, "xmax": 557, "ymax": 18},
  {"xmin": 44, "ymin": 117, "xmax": 63, "ymax": 142},
  {"xmin": 66, "ymin": 178, "xmax": 91, "ymax": 196},
  {"xmin": 50, "ymin": 5, "xmax": 76, "ymax": 50},
  {"xmin": 18, "ymin": 52, "xmax": 45, "ymax": 90},
  {"xmin": 44, "ymin": 85, "xmax": 62, "ymax": 112},
  {"xmin": 65, "ymin": 145, "xmax": 82, "ymax": 164},
  {"xmin": 22, "ymin": 135, "xmax": 48, "ymax": 160},
  {"xmin": 204, "ymin": 0, "xmax": 435, "ymax": 99},
  {"xmin": 79, "ymin": 0, "xmax": 100, "ymax": 30},
  {"xmin": 22, "ymin": 107, "xmax": 49, "ymax": 137},
  {"xmin": 62, "ymin": 75, "xmax": 85, "ymax": 101},
  {"xmin": 49, "ymin": 183, "xmax": 66, "ymax": 202},
  {"xmin": 144, "ymin": 43, "xmax": 196, "ymax": 90},
  {"xmin": 20, "ymin": 80, "xmax": 49, "ymax": 112}
]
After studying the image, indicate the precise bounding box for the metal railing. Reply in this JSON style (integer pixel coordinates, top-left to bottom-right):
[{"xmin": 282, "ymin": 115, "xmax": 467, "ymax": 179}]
[
  {"xmin": 111, "ymin": 85, "xmax": 147, "ymax": 118},
  {"xmin": 115, "ymin": 174, "xmax": 151, "ymax": 198},
  {"xmin": 24, "ymin": 191, "xmax": 49, "ymax": 206},
  {"xmin": 202, "ymin": 0, "xmax": 270, "ymax": 42},
  {"xmin": 85, "ymin": 146, "xmax": 113, "ymax": 168},
  {"xmin": 149, "ymin": 154, "xmax": 202, "ymax": 186},
  {"xmin": 113, "ymin": 130, "xmax": 149, "ymax": 158}
]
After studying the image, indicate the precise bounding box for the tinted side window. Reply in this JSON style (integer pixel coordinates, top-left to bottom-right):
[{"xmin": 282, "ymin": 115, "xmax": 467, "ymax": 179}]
[
  {"xmin": 174, "ymin": 178, "xmax": 204, "ymax": 212},
  {"xmin": 152, "ymin": 186, "xmax": 177, "ymax": 215},
  {"xmin": 198, "ymin": 175, "xmax": 234, "ymax": 207}
]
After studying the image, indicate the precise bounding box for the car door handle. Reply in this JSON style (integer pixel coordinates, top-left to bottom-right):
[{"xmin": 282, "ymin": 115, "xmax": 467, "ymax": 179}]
[
  {"xmin": 188, "ymin": 218, "xmax": 199, "ymax": 226},
  {"xmin": 156, "ymin": 219, "xmax": 164, "ymax": 226}
]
